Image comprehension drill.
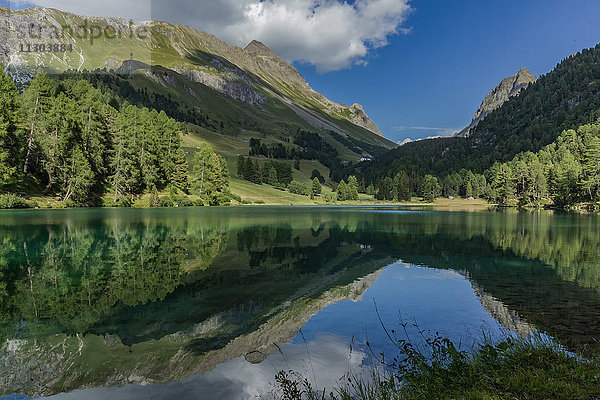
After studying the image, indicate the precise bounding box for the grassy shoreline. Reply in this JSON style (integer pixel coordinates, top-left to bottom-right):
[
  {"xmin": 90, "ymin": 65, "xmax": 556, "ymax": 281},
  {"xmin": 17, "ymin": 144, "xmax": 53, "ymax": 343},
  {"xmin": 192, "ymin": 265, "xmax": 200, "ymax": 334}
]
[
  {"xmin": 0, "ymin": 187, "xmax": 493, "ymax": 210},
  {"xmin": 275, "ymin": 332, "xmax": 600, "ymax": 400}
]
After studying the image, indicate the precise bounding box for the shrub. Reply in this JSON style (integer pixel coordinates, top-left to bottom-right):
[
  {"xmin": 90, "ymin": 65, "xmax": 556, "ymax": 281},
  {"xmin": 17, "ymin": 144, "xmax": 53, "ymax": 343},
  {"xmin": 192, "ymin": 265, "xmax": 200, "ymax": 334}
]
[
  {"xmin": 0, "ymin": 194, "xmax": 29, "ymax": 209},
  {"xmin": 172, "ymin": 195, "xmax": 193, "ymax": 207},
  {"xmin": 157, "ymin": 196, "xmax": 174, "ymax": 207},
  {"xmin": 289, "ymin": 181, "xmax": 310, "ymax": 196}
]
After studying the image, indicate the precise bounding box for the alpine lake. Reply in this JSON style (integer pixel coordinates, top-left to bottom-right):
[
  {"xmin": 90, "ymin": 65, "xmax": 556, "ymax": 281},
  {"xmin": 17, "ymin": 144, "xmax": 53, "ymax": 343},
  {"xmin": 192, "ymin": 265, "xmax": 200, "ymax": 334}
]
[{"xmin": 1, "ymin": 206, "xmax": 599, "ymax": 399}]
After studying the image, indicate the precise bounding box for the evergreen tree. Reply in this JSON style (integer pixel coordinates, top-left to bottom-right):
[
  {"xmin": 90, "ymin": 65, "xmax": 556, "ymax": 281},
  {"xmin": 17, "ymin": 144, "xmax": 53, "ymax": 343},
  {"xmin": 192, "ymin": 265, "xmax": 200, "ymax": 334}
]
[
  {"xmin": 581, "ymin": 136, "xmax": 600, "ymax": 201},
  {"xmin": 312, "ymin": 177, "xmax": 322, "ymax": 197},
  {"xmin": 347, "ymin": 175, "xmax": 359, "ymax": 200},
  {"xmin": 62, "ymin": 147, "xmax": 94, "ymax": 203},
  {"xmin": 491, "ymin": 163, "xmax": 515, "ymax": 204},
  {"xmin": 237, "ymin": 155, "xmax": 245, "ymax": 177},
  {"xmin": 171, "ymin": 149, "xmax": 189, "ymax": 192},
  {"xmin": 21, "ymin": 73, "xmax": 55, "ymax": 175},
  {"xmin": 311, "ymin": 169, "xmax": 325, "ymax": 183},
  {"xmin": 266, "ymin": 166, "xmax": 278, "ymax": 186},
  {"xmin": 553, "ymin": 149, "xmax": 581, "ymax": 206},
  {"xmin": 193, "ymin": 142, "xmax": 218, "ymax": 198},
  {"xmin": 422, "ymin": 175, "xmax": 440, "ymax": 203},
  {"xmin": 337, "ymin": 180, "xmax": 349, "ymax": 201},
  {"xmin": 0, "ymin": 67, "xmax": 21, "ymax": 188},
  {"xmin": 393, "ymin": 171, "xmax": 411, "ymax": 201},
  {"xmin": 375, "ymin": 177, "xmax": 394, "ymax": 200}
]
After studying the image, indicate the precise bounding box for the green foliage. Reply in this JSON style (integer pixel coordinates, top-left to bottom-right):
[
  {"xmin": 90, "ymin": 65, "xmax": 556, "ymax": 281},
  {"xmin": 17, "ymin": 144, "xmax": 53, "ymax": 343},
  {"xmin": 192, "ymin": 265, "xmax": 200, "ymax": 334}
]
[
  {"xmin": 192, "ymin": 141, "xmax": 230, "ymax": 203},
  {"xmin": 264, "ymin": 160, "xmax": 293, "ymax": 187},
  {"xmin": 482, "ymin": 120, "xmax": 600, "ymax": 207},
  {"xmin": 375, "ymin": 176, "xmax": 394, "ymax": 201},
  {"xmin": 311, "ymin": 169, "xmax": 325, "ymax": 184},
  {"xmin": 237, "ymin": 156, "xmax": 293, "ymax": 188},
  {"xmin": 353, "ymin": 44, "xmax": 600, "ymax": 186},
  {"xmin": 0, "ymin": 67, "xmax": 21, "ymax": 188},
  {"xmin": 347, "ymin": 176, "xmax": 359, "ymax": 200},
  {"xmin": 337, "ymin": 176, "xmax": 359, "ymax": 201},
  {"xmin": 289, "ymin": 181, "xmax": 310, "ymax": 196},
  {"xmin": 0, "ymin": 194, "xmax": 29, "ymax": 209},
  {"xmin": 0, "ymin": 72, "xmax": 230, "ymax": 205},
  {"xmin": 393, "ymin": 171, "xmax": 411, "ymax": 201},
  {"xmin": 276, "ymin": 331, "xmax": 600, "ymax": 400},
  {"xmin": 311, "ymin": 177, "xmax": 322, "ymax": 197},
  {"xmin": 421, "ymin": 175, "xmax": 440, "ymax": 202}
]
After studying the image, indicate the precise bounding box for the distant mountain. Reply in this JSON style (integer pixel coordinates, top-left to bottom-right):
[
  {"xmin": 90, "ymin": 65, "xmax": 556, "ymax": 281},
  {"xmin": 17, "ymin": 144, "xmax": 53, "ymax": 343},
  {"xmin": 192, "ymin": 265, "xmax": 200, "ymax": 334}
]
[
  {"xmin": 456, "ymin": 67, "xmax": 537, "ymax": 137},
  {"xmin": 0, "ymin": 6, "xmax": 393, "ymax": 164},
  {"xmin": 353, "ymin": 43, "xmax": 600, "ymax": 182}
]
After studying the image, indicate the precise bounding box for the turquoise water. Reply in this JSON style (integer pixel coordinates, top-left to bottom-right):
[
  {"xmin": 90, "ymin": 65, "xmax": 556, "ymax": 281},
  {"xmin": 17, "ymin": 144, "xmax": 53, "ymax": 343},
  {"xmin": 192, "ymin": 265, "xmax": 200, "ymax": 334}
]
[{"xmin": 1, "ymin": 207, "xmax": 599, "ymax": 399}]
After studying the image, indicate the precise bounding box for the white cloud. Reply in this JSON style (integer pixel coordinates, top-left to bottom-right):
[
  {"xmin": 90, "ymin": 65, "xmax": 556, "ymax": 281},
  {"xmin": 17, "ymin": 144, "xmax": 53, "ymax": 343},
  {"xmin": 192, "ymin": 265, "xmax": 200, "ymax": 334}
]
[
  {"xmin": 11, "ymin": 0, "xmax": 411, "ymax": 72},
  {"xmin": 393, "ymin": 125, "xmax": 459, "ymax": 141}
]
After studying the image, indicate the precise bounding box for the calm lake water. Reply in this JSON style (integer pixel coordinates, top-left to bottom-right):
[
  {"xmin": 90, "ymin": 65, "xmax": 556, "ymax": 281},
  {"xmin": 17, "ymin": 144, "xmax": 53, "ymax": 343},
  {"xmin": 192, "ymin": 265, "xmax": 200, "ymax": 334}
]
[{"xmin": 1, "ymin": 206, "xmax": 599, "ymax": 399}]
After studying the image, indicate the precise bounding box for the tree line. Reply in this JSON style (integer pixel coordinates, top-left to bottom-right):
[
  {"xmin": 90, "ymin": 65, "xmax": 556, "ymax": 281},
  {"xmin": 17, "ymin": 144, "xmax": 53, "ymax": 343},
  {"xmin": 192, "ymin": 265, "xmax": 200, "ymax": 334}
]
[
  {"xmin": 352, "ymin": 44, "xmax": 600, "ymax": 184},
  {"xmin": 485, "ymin": 120, "xmax": 600, "ymax": 207},
  {"xmin": 357, "ymin": 119, "xmax": 600, "ymax": 208},
  {"xmin": 0, "ymin": 69, "xmax": 231, "ymax": 206}
]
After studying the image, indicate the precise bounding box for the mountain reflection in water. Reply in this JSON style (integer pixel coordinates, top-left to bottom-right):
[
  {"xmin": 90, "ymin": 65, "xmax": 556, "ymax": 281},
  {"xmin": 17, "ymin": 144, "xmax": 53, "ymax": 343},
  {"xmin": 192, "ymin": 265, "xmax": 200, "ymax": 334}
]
[{"xmin": 0, "ymin": 207, "xmax": 599, "ymax": 399}]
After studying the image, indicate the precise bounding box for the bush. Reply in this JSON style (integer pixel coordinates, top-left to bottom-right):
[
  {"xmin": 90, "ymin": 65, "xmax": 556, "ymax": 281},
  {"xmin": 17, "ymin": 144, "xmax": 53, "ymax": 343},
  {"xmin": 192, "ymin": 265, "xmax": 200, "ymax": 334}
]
[
  {"xmin": 157, "ymin": 196, "xmax": 175, "ymax": 207},
  {"xmin": 323, "ymin": 193, "xmax": 336, "ymax": 203},
  {"xmin": 289, "ymin": 181, "xmax": 310, "ymax": 196},
  {"xmin": 192, "ymin": 198, "xmax": 205, "ymax": 206},
  {"xmin": 173, "ymin": 196, "xmax": 193, "ymax": 207},
  {"xmin": 0, "ymin": 194, "xmax": 30, "ymax": 209},
  {"xmin": 114, "ymin": 196, "xmax": 133, "ymax": 208},
  {"xmin": 62, "ymin": 199, "xmax": 78, "ymax": 208}
]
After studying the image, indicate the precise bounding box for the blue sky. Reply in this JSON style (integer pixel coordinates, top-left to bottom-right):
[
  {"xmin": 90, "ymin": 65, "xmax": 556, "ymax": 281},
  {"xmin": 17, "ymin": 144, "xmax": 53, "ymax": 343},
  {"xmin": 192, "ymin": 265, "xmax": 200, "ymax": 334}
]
[
  {"xmin": 296, "ymin": 0, "xmax": 600, "ymax": 142},
  {"xmin": 4, "ymin": 0, "xmax": 600, "ymax": 143}
]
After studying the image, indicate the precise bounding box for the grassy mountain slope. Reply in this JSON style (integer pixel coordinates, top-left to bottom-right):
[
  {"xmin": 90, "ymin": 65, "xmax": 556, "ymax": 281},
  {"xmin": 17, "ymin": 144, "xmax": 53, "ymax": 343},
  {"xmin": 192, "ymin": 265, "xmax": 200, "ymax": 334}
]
[{"xmin": 0, "ymin": 5, "xmax": 395, "ymax": 165}]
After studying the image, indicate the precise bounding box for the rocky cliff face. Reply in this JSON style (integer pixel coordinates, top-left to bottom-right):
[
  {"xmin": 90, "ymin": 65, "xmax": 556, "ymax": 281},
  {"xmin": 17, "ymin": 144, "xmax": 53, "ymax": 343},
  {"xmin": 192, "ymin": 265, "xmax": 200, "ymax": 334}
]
[
  {"xmin": 0, "ymin": 6, "xmax": 383, "ymax": 137},
  {"xmin": 456, "ymin": 67, "xmax": 537, "ymax": 137}
]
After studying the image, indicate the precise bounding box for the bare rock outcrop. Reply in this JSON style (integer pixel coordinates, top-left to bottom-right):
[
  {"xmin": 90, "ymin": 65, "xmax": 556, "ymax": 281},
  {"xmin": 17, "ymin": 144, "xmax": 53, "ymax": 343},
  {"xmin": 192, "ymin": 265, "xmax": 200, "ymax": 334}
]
[{"xmin": 456, "ymin": 67, "xmax": 537, "ymax": 137}]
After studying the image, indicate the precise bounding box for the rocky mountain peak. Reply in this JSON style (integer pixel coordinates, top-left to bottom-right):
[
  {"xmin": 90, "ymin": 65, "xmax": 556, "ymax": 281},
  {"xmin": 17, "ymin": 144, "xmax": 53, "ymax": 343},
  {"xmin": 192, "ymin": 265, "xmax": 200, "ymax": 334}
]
[
  {"xmin": 243, "ymin": 40, "xmax": 275, "ymax": 57},
  {"xmin": 0, "ymin": 6, "xmax": 386, "ymax": 140},
  {"xmin": 456, "ymin": 67, "xmax": 537, "ymax": 137}
]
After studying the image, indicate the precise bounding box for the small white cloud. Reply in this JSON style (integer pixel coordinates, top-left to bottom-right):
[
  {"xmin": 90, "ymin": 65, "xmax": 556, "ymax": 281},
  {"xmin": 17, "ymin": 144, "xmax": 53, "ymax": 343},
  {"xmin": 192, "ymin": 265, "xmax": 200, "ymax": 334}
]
[
  {"xmin": 393, "ymin": 125, "xmax": 459, "ymax": 142},
  {"xmin": 397, "ymin": 138, "xmax": 413, "ymax": 146}
]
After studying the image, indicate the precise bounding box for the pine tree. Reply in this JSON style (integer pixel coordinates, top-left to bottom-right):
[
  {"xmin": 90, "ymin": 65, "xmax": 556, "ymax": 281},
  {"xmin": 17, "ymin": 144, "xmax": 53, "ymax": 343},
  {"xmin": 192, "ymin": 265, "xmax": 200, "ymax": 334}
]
[
  {"xmin": 171, "ymin": 148, "xmax": 189, "ymax": 192},
  {"xmin": 21, "ymin": 73, "xmax": 54, "ymax": 175},
  {"xmin": 62, "ymin": 147, "xmax": 94, "ymax": 203},
  {"xmin": 347, "ymin": 175, "xmax": 359, "ymax": 200},
  {"xmin": 376, "ymin": 177, "xmax": 394, "ymax": 200},
  {"xmin": 237, "ymin": 155, "xmax": 245, "ymax": 177},
  {"xmin": 312, "ymin": 177, "xmax": 322, "ymax": 197},
  {"xmin": 393, "ymin": 171, "xmax": 411, "ymax": 201},
  {"xmin": 337, "ymin": 180, "xmax": 348, "ymax": 201},
  {"xmin": 267, "ymin": 166, "xmax": 278, "ymax": 186},
  {"xmin": 491, "ymin": 164, "xmax": 515, "ymax": 205},
  {"xmin": 193, "ymin": 141, "xmax": 218, "ymax": 198},
  {"xmin": 465, "ymin": 181, "xmax": 473, "ymax": 198},
  {"xmin": 581, "ymin": 136, "xmax": 600, "ymax": 201},
  {"xmin": 553, "ymin": 149, "xmax": 581, "ymax": 206},
  {"xmin": 0, "ymin": 67, "xmax": 21, "ymax": 188},
  {"xmin": 422, "ymin": 175, "xmax": 440, "ymax": 203}
]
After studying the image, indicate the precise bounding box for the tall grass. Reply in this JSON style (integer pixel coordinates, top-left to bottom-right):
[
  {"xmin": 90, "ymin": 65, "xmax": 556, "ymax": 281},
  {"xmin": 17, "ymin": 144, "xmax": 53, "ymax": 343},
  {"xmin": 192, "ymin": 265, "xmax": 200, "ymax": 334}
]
[{"xmin": 274, "ymin": 323, "xmax": 600, "ymax": 400}]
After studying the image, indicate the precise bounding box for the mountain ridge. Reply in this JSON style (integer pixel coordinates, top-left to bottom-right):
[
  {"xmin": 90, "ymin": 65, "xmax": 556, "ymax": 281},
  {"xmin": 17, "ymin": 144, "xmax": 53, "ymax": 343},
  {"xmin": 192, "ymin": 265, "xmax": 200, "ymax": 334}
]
[
  {"xmin": 456, "ymin": 67, "xmax": 537, "ymax": 137},
  {"xmin": 0, "ymin": 6, "xmax": 385, "ymax": 139}
]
